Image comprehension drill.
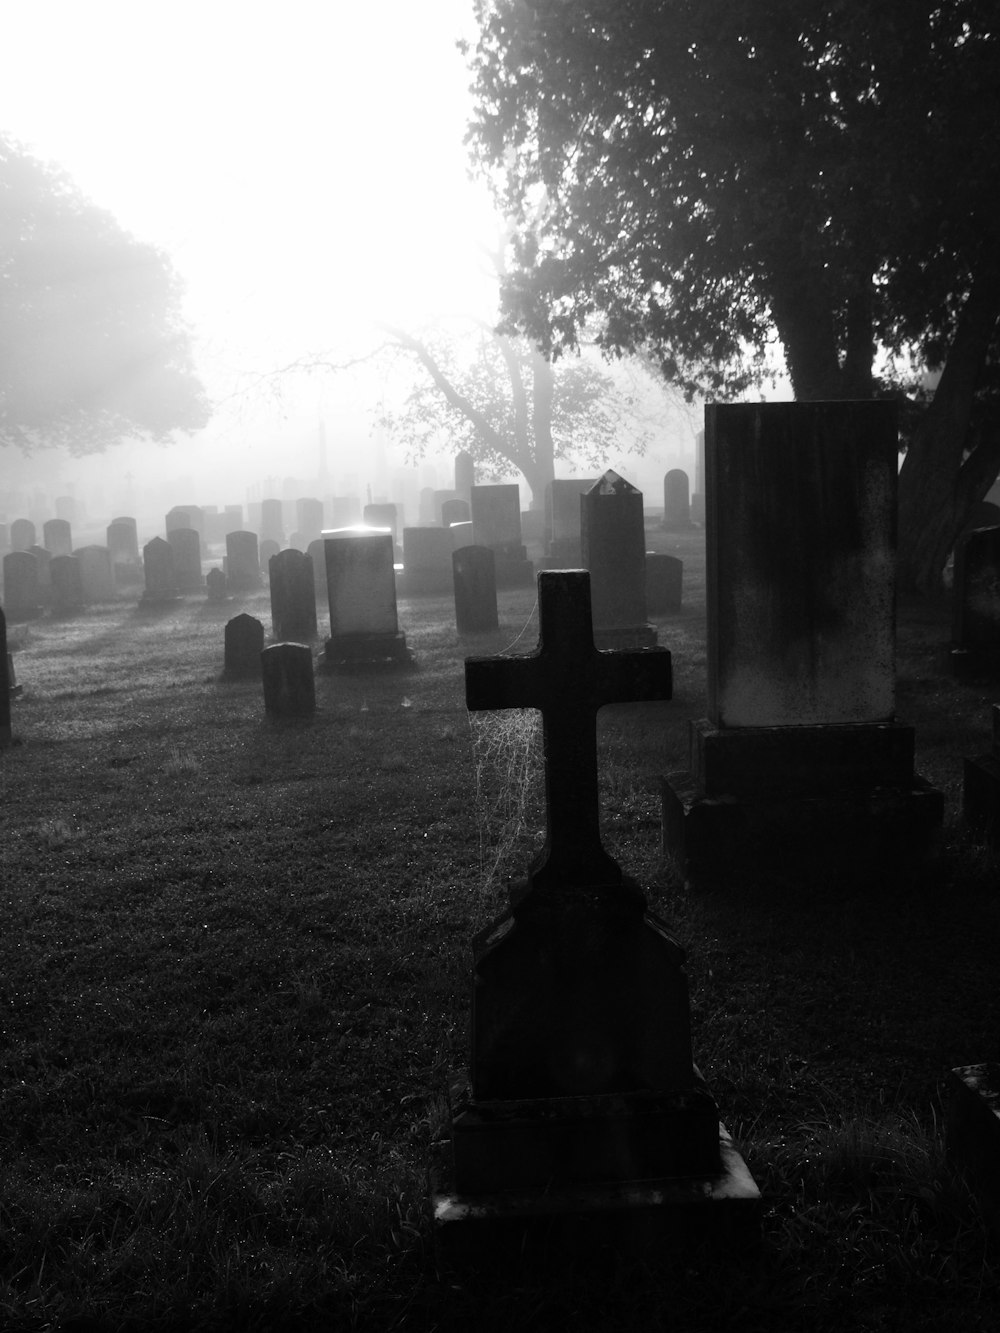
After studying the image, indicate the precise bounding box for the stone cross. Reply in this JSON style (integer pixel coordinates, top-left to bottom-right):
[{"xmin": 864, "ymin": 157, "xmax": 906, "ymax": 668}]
[{"xmin": 465, "ymin": 569, "xmax": 671, "ymax": 895}]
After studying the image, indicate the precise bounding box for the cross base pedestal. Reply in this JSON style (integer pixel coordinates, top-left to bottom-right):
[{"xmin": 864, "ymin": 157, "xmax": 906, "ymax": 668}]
[
  {"xmin": 322, "ymin": 630, "xmax": 413, "ymax": 670},
  {"xmin": 432, "ymin": 1123, "xmax": 760, "ymax": 1268},
  {"xmin": 450, "ymin": 1083, "xmax": 722, "ymax": 1194}
]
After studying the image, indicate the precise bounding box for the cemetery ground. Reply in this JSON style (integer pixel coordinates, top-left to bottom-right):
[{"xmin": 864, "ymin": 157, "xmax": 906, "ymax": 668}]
[{"xmin": 1, "ymin": 528, "xmax": 999, "ymax": 1332}]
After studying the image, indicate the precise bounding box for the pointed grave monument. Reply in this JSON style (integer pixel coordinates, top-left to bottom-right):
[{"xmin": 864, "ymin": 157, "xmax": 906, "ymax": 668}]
[
  {"xmin": 581, "ymin": 471, "xmax": 656, "ymax": 649},
  {"xmin": 662, "ymin": 401, "xmax": 943, "ymax": 886},
  {"xmin": 433, "ymin": 569, "xmax": 759, "ymax": 1261}
]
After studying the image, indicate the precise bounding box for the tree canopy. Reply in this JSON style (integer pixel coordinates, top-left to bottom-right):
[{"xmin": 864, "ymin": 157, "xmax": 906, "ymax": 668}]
[
  {"xmin": 0, "ymin": 134, "xmax": 210, "ymax": 454},
  {"xmin": 465, "ymin": 0, "xmax": 1000, "ymax": 590},
  {"xmin": 376, "ymin": 319, "xmax": 668, "ymax": 506}
]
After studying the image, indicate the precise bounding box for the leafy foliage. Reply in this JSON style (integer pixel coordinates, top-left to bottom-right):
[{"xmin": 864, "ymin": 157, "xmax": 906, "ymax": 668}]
[
  {"xmin": 0, "ymin": 134, "xmax": 210, "ymax": 453},
  {"xmin": 377, "ymin": 319, "xmax": 667, "ymax": 503},
  {"xmin": 465, "ymin": 0, "xmax": 999, "ymax": 401},
  {"xmin": 463, "ymin": 0, "xmax": 1000, "ymax": 589}
]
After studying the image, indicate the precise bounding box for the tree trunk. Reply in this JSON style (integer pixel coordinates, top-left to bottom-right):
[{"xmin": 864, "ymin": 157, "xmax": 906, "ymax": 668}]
[
  {"xmin": 896, "ymin": 263, "xmax": 1000, "ymax": 595},
  {"xmin": 529, "ymin": 350, "xmax": 556, "ymax": 508}
]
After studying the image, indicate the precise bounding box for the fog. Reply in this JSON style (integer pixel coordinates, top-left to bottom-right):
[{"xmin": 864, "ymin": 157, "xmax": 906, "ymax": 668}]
[{"xmin": 0, "ymin": 1, "xmax": 706, "ymax": 543}]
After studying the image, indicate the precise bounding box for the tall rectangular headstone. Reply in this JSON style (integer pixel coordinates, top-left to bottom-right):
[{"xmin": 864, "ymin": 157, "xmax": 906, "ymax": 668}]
[
  {"xmin": 662, "ymin": 401, "xmax": 942, "ymax": 885},
  {"xmin": 167, "ymin": 527, "xmax": 204, "ymax": 593},
  {"xmin": 707, "ymin": 402, "xmax": 896, "ymax": 727},
  {"xmin": 225, "ymin": 531, "xmax": 262, "ymax": 593},
  {"xmin": 470, "ymin": 484, "xmax": 533, "ymax": 587},
  {"xmin": 401, "ymin": 527, "xmax": 453, "ymax": 595},
  {"xmin": 141, "ymin": 537, "xmax": 179, "ymax": 604},
  {"xmin": 542, "ymin": 478, "xmax": 594, "ymax": 566}
]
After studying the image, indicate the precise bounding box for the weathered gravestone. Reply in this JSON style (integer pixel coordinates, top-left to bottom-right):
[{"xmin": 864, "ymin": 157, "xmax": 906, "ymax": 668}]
[
  {"xmin": 401, "ymin": 527, "xmax": 453, "ymax": 595},
  {"xmin": 26, "ymin": 546, "xmax": 52, "ymax": 605},
  {"xmin": 662, "ymin": 401, "xmax": 943, "ymax": 885},
  {"xmin": 433, "ymin": 570, "xmax": 758, "ymax": 1260},
  {"xmin": 645, "ymin": 552, "xmax": 683, "ymax": 614},
  {"xmin": 453, "ymin": 545, "xmax": 498, "ymax": 635},
  {"xmin": 10, "ymin": 519, "xmax": 35, "ymax": 553},
  {"xmin": 223, "ymin": 613, "xmax": 264, "ymax": 679},
  {"xmin": 581, "ymin": 471, "xmax": 656, "ymax": 648},
  {"xmin": 541, "ymin": 478, "xmax": 594, "ymax": 568},
  {"xmin": 261, "ymin": 642, "xmax": 315, "ymax": 717},
  {"xmin": 107, "ymin": 518, "xmax": 141, "ymax": 585},
  {"xmin": 141, "ymin": 537, "xmax": 180, "ymax": 605},
  {"xmin": 166, "ymin": 505, "xmax": 204, "ymax": 537},
  {"xmin": 440, "ymin": 498, "xmax": 471, "ymax": 531},
  {"xmin": 322, "ymin": 528, "xmax": 411, "ymax": 668},
  {"xmin": 205, "ymin": 567, "xmax": 228, "ymax": 603},
  {"xmin": 43, "ymin": 517, "xmax": 73, "ymax": 556},
  {"xmin": 167, "ymin": 527, "xmax": 204, "ymax": 593},
  {"xmin": 76, "ymin": 546, "xmax": 115, "ymax": 602},
  {"xmin": 49, "ymin": 555, "xmax": 84, "ymax": 614},
  {"xmin": 225, "ymin": 531, "xmax": 262, "ymax": 593},
  {"xmin": 662, "ymin": 469, "xmax": 692, "ymax": 530},
  {"xmin": 269, "ymin": 549, "xmax": 317, "ymax": 641},
  {"xmin": 3, "ymin": 552, "xmax": 42, "ymax": 620},
  {"xmin": 418, "ymin": 487, "xmax": 436, "ymax": 525},
  {"xmin": 470, "ymin": 484, "xmax": 534, "ymax": 588},
  {"xmin": 0, "ymin": 606, "xmax": 11, "ymax": 748},
  {"xmin": 963, "ymin": 703, "xmax": 1000, "ymax": 851},
  {"xmin": 950, "ymin": 526, "xmax": 1000, "ymax": 679}
]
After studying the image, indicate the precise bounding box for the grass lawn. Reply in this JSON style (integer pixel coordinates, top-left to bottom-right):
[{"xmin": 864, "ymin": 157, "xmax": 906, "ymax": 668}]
[{"xmin": 1, "ymin": 527, "xmax": 999, "ymax": 1331}]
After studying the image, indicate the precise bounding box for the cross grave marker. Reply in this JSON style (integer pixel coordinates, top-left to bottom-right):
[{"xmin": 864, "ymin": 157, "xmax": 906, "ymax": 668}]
[
  {"xmin": 466, "ymin": 568, "xmax": 671, "ymax": 893},
  {"xmin": 437, "ymin": 568, "xmax": 759, "ymax": 1257}
]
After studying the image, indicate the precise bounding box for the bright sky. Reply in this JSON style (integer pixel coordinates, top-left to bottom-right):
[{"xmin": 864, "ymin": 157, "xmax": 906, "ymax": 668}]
[{"xmin": 0, "ymin": 0, "xmax": 503, "ymax": 493}]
